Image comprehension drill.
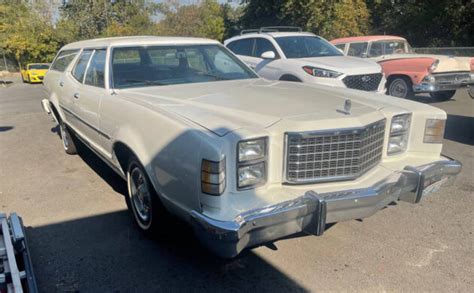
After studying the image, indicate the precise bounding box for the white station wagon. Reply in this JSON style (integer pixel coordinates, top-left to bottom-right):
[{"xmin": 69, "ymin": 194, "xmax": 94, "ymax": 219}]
[
  {"xmin": 42, "ymin": 36, "xmax": 461, "ymax": 258},
  {"xmin": 224, "ymin": 27, "xmax": 386, "ymax": 93}
]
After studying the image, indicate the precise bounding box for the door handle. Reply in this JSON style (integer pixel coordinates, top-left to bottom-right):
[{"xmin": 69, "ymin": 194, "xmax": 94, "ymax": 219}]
[
  {"xmin": 73, "ymin": 93, "xmax": 80, "ymax": 99},
  {"xmin": 59, "ymin": 81, "xmax": 64, "ymax": 87}
]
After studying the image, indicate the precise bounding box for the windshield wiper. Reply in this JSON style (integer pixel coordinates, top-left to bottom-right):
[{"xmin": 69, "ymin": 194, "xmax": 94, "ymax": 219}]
[
  {"xmin": 196, "ymin": 72, "xmax": 229, "ymax": 81},
  {"xmin": 120, "ymin": 79, "xmax": 166, "ymax": 86}
]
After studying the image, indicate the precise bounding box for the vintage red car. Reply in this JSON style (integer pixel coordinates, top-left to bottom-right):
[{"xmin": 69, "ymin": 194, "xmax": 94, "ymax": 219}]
[{"xmin": 331, "ymin": 35, "xmax": 474, "ymax": 100}]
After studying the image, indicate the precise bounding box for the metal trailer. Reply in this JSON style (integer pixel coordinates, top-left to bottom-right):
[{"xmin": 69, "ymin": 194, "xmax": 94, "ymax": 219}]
[{"xmin": 0, "ymin": 213, "xmax": 37, "ymax": 293}]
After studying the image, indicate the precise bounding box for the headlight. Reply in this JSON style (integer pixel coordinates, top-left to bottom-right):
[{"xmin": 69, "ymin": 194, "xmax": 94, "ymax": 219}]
[
  {"xmin": 238, "ymin": 139, "xmax": 266, "ymax": 162},
  {"xmin": 424, "ymin": 119, "xmax": 445, "ymax": 143},
  {"xmin": 302, "ymin": 66, "xmax": 342, "ymax": 78},
  {"xmin": 201, "ymin": 158, "xmax": 226, "ymax": 195},
  {"xmin": 388, "ymin": 113, "xmax": 411, "ymax": 155},
  {"xmin": 238, "ymin": 162, "xmax": 266, "ymax": 188},
  {"xmin": 237, "ymin": 137, "xmax": 267, "ymax": 189}
]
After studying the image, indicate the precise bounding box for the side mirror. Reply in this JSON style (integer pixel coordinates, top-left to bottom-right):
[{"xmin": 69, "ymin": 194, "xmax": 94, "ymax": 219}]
[
  {"xmin": 261, "ymin": 51, "xmax": 276, "ymax": 60},
  {"xmin": 360, "ymin": 52, "xmax": 368, "ymax": 58}
]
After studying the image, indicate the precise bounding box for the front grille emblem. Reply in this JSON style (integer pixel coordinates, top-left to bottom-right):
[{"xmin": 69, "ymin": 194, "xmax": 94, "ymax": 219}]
[
  {"xmin": 361, "ymin": 75, "xmax": 371, "ymax": 82},
  {"xmin": 337, "ymin": 99, "xmax": 352, "ymax": 115}
]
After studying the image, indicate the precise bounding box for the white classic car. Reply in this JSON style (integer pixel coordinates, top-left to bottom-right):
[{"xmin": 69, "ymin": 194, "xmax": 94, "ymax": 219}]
[
  {"xmin": 42, "ymin": 36, "xmax": 461, "ymax": 258},
  {"xmin": 224, "ymin": 27, "xmax": 386, "ymax": 93}
]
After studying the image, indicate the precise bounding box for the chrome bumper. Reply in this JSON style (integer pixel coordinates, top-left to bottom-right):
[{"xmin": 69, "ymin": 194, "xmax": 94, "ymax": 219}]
[
  {"xmin": 191, "ymin": 157, "xmax": 462, "ymax": 258},
  {"xmin": 413, "ymin": 73, "xmax": 473, "ymax": 92}
]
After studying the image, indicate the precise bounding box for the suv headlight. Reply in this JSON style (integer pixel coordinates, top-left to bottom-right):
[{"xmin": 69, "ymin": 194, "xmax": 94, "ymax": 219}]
[
  {"xmin": 237, "ymin": 137, "xmax": 267, "ymax": 189},
  {"xmin": 424, "ymin": 119, "xmax": 445, "ymax": 143},
  {"xmin": 302, "ymin": 66, "xmax": 342, "ymax": 78},
  {"xmin": 388, "ymin": 113, "xmax": 411, "ymax": 155}
]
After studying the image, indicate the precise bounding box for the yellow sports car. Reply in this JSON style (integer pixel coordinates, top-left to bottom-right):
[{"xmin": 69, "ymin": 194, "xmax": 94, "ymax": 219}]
[{"xmin": 21, "ymin": 63, "xmax": 50, "ymax": 83}]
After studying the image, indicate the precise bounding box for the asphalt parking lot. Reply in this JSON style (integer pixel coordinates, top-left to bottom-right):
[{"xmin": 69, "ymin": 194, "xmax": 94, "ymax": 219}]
[{"xmin": 1, "ymin": 77, "xmax": 473, "ymax": 292}]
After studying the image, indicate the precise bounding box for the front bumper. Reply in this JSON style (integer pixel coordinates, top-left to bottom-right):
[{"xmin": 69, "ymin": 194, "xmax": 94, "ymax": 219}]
[
  {"xmin": 413, "ymin": 72, "xmax": 473, "ymax": 92},
  {"xmin": 191, "ymin": 157, "xmax": 461, "ymax": 258}
]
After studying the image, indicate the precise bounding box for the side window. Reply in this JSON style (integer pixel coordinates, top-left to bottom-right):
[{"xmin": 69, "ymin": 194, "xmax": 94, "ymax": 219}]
[
  {"xmin": 347, "ymin": 42, "xmax": 368, "ymax": 57},
  {"xmin": 85, "ymin": 49, "xmax": 106, "ymax": 88},
  {"xmin": 50, "ymin": 50, "xmax": 79, "ymax": 72},
  {"xmin": 334, "ymin": 43, "xmax": 346, "ymax": 52},
  {"xmin": 113, "ymin": 49, "xmax": 141, "ymax": 64},
  {"xmin": 369, "ymin": 42, "xmax": 383, "ymax": 57},
  {"xmin": 227, "ymin": 39, "xmax": 254, "ymax": 56},
  {"xmin": 255, "ymin": 38, "xmax": 278, "ymax": 58},
  {"xmin": 72, "ymin": 50, "xmax": 93, "ymax": 83}
]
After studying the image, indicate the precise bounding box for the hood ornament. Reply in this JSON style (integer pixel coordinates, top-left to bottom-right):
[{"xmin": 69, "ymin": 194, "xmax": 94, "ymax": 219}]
[{"xmin": 337, "ymin": 99, "xmax": 352, "ymax": 115}]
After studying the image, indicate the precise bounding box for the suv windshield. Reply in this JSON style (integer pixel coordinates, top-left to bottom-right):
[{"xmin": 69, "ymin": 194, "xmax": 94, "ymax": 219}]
[
  {"xmin": 28, "ymin": 64, "xmax": 49, "ymax": 70},
  {"xmin": 112, "ymin": 45, "xmax": 257, "ymax": 89},
  {"xmin": 369, "ymin": 40, "xmax": 411, "ymax": 57},
  {"xmin": 275, "ymin": 36, "xmax": 343, "ymax": 58}
]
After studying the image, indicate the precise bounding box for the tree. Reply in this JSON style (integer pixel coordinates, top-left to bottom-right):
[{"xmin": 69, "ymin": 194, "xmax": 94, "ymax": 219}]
[
  {"xmin": 59, "ymin": 0, "xmax": 158, "ymax": 40},
  {"xmin": 221, "ymin": 2, "xmax": 243, "ymax": 39},
  {"xmin": 239, "ymin": 0, "xmax": 370, "ymax": 40},
  {"xmin": 368, "ymin": 0, "xmax": 473, "ymax": 47},
  {"xmin": 0, "ymin": 1, "xmax": 59, "ymax": 67},
  {"xmin": 156, "ymin": 0, "xmax": 225, "ymax": 41}
]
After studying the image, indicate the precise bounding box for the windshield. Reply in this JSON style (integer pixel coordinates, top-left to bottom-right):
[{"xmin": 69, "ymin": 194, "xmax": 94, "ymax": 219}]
[
  {"xmin": 275, "ymin": 36, "xmax": 343, "ymax": 58},
  {"xmin": 28, "ymin": 64, "xmax": 49, "ymax": 70},
  {"xmin": 369, "ymin": 40, "xmax": 411, "ymax": 57},
  {"xmin": 112, "ymin": 45, "xmax": 257, "ymax": 89}
]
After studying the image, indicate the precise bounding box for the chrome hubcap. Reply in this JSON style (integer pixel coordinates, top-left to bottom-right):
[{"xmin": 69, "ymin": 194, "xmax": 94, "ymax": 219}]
[
  {"xmin": 129, "ymin": 168, "xmax": 151, "ymax": 222},
  {"xmin": 390, "ymin": 79, "xmax": 408, "ymax": 98}
]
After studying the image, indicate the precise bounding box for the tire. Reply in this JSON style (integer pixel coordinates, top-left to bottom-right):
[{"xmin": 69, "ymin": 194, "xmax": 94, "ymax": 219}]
[
  {"xmin": 27, "ymin": 74, "xmax": 31, "ymax": 83},
  {"xmin": 387, "ymin": 77, "xmax": 413, "ymax": 99},
  {"xmin": 126, "ymin": 157, "xmax": 167, "ymax": 235},
  {"xmin": 429, "ymin": 90, "xmax": 456, "ymax": 101},
  {"xmin": 59, "ymin": 120, "xmax": 78, "ymax": 155}
]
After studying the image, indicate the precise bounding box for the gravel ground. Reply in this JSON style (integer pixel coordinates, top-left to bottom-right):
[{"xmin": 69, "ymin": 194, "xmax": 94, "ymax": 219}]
[{"xmin": 1, "ymin": 78, "xmax": 473, "ymax": 292}]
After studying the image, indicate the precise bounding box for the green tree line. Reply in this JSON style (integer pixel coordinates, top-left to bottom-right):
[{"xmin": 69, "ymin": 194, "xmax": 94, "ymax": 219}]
[{"xmin": 1, "ymin": 0, "xmax": 472, "ymax": 67}]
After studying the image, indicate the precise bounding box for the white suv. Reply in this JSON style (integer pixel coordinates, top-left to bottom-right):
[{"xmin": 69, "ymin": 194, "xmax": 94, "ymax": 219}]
[{"xmin": 224, "ymin": 27, "xmax": 386, "ymax": 93}]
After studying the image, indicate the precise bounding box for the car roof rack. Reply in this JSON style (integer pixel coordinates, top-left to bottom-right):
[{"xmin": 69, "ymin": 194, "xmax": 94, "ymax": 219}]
[{"xmin": 240, "ymin": 26, "xmax": 303, "ymax": 35}]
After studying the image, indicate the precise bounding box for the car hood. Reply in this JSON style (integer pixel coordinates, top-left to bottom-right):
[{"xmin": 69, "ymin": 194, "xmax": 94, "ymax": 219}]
[
  {"xmin": 28, "ymin": 69, "xmax": 48, "ymax": 75},
  {"xmin": 295, "ymin": 56, "xmax": 381, "ymax": 75},
  {"xmin": 118, "ymin": 79, "xmax": 407, "ymax": 136},
  {"xmin": 374, "ymin": 54, "xmax": 472, "ymax": 72}
]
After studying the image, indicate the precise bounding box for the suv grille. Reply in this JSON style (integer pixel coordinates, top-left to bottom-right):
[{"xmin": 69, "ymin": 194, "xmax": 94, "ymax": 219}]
[
  {"xmin": 343, "ymin": 73, "xmax": 382, "ymax": 91},
  {"xmin": 285, "ymin": 119, "xmax": 386, "ymax": 184}
]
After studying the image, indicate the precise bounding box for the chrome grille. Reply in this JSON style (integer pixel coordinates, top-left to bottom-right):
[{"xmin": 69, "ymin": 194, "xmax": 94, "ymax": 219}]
[
  {"xmin": 285, "ymin": 119, "xmax": 386, "ymax": 183},
  {"xmin": 433, "ymin": 72, "xmax": 471, "ymax": 84},
  {"xmin": 343, "ymin": 73, "xmax": 382, "ymax": 91}
]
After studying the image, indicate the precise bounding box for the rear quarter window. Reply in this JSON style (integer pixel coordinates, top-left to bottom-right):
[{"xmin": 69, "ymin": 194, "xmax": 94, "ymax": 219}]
[{"xmin": 50, "ymin": 50, "xmax": 79, "ymax": 72}]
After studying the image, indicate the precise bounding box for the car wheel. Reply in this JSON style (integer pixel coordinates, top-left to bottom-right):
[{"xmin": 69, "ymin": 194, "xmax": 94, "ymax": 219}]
[
  {"xmin": 387, "ymin": 77, "xmax": 413, "ymax": 98},
  {"xmin": 126, "ymin": 158, "xmax": 166, "ymax": 234},
  {"xmin": 429, "ymin": 90, "xmax": 456, "ymax": 101},
  {"xmin": 59, "ymin": 120, "xmax": 77, "ymax": 154}
]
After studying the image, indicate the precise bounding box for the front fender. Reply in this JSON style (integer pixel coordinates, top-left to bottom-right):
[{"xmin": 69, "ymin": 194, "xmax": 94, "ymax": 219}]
[{"xmin": 379, "ymin": 57, "xmax": 435, "ymax": 85}]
